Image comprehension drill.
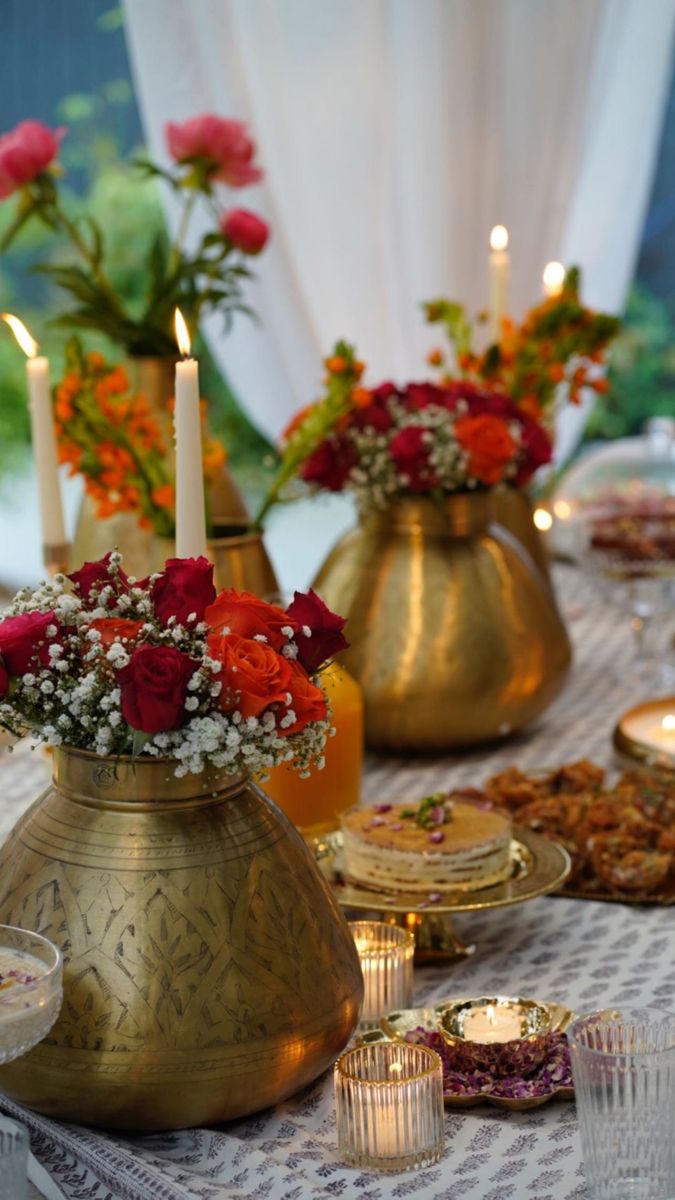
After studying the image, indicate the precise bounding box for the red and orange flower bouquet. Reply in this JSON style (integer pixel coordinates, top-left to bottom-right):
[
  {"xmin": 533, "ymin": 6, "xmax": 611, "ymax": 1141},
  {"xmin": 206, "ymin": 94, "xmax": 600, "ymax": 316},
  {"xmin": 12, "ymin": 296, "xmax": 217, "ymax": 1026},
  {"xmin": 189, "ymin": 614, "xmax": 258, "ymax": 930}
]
[{"xmin": 0, "ymin": 551, "xmax": 346, "ymax": 776}]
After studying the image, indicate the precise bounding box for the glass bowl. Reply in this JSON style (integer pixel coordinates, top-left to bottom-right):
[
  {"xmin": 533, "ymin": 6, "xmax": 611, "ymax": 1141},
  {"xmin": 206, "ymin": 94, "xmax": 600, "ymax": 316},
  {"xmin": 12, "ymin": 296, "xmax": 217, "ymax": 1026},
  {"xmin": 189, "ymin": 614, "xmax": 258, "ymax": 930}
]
[{"xmin": 0, "ymin": 925, "xmax": 63, "ymax": 1065}]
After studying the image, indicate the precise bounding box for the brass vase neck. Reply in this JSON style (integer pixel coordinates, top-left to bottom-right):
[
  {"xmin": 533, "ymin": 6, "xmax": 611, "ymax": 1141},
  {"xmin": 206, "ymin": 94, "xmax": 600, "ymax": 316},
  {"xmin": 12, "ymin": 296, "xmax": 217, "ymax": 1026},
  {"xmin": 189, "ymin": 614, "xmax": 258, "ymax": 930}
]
[
  {"xmin": 52, "ymin": 748, "xmax": 246, "ymax": 812},
  {"xmin": 365, "ymin": 493, "xmax": 495, "ymax": 537}
]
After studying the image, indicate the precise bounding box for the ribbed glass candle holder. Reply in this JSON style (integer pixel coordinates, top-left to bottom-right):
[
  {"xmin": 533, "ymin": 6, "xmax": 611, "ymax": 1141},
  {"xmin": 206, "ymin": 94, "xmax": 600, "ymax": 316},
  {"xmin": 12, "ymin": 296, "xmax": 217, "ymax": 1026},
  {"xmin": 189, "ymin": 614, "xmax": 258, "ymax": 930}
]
[
  {"xmin": 334, "ymin": 1041, "xmax": 444, "ymax": 1172},
  {"xmin": 568, "ymin": 1007, "xmax": 675, "ymax": 1200},
  {"xmin": 349, "ymin": 921, "xmax": 414, "ymax": 1028}
]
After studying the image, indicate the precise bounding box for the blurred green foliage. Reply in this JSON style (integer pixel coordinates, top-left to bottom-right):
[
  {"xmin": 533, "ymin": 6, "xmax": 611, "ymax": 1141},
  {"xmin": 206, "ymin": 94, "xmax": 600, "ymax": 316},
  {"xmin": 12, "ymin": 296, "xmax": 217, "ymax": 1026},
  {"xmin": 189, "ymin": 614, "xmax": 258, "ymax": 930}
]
[
  {"xmin": 585, "ymin": 285, "xmax": 675, "ymax": 441},
  {"xmin": 0, "ymin": 65, "xmax": 271, "ymax": 491}
]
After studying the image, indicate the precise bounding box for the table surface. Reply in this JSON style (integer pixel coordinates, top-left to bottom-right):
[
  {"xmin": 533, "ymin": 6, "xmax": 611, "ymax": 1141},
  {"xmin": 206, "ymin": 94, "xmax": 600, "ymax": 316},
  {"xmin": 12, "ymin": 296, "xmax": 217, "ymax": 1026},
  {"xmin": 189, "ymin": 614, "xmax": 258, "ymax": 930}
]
[{"xmin": 2, "ymin": 566, "xmax": 675, "ymax": 1200}]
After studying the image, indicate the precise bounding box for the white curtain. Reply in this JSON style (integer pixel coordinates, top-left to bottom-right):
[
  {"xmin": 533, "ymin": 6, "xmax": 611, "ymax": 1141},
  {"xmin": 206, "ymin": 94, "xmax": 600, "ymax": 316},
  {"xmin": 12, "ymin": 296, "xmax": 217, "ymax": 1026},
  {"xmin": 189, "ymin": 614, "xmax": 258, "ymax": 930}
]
[{"xmin": 123, "ymin": 0, "xmax": 675, "ymax": 462}]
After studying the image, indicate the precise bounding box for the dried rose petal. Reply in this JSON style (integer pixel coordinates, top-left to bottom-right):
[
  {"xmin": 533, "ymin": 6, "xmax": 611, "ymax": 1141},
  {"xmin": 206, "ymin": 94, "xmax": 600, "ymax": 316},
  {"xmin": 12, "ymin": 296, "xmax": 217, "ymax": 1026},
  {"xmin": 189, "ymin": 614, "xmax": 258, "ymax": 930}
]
[
  {"xmin": 369, "ymin": 816, "xmax": 387, "ymax": 827},
  {"xmin": 390, "ymin": 822, "xmax": 403, "ymax": 831},
  {"xmin": 428, "ymin": 830, "xmax": 445, "ymax": 844},
  {"xmin": 373, "ymin": 803, "xmax": 392, "ymax": 813},
  {"xmin": 427, "ymin": 891, "xmax": 443, "ymax": 903}
]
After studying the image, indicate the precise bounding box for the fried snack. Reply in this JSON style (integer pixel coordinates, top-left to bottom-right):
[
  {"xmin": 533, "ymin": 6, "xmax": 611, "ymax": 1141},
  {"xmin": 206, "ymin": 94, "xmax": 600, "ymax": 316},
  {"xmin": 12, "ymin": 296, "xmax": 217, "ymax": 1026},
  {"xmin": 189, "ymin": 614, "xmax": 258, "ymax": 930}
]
[{"xmin": 476, "ymin": 760, "xmax": 675, "ymax": 898}]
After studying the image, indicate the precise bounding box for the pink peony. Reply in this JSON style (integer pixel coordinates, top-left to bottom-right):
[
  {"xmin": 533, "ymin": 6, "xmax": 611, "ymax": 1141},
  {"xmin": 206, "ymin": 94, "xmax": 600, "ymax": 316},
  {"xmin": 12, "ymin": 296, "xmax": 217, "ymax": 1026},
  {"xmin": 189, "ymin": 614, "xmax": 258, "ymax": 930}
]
[
  {"xmin": 0, "ymin": 120, "xmax": 65, "ymax": 200},
  {"xmin": 220, "ymin": 208, "xmax": 269, "ymax": 254},
  {"xmin": 165, "ymin": 115, "xmax": 262, "ymax": 187}
]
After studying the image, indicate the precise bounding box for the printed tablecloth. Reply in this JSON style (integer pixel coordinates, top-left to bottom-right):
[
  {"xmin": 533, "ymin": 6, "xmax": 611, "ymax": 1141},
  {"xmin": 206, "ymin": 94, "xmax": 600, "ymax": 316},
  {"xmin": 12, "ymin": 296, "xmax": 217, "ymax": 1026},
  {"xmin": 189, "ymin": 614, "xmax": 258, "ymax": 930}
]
[{"xmin": 2, "ymin": 567, "xmax": 674, "ymax": 1200}]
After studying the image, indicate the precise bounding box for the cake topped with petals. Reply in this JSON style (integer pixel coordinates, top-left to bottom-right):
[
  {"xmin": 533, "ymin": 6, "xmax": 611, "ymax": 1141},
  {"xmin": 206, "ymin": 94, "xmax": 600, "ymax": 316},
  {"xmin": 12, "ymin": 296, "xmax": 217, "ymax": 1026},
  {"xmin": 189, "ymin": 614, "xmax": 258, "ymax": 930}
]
[{"xmin": 341, "ymin": 793, "xmax": 512, "ymax": 893}]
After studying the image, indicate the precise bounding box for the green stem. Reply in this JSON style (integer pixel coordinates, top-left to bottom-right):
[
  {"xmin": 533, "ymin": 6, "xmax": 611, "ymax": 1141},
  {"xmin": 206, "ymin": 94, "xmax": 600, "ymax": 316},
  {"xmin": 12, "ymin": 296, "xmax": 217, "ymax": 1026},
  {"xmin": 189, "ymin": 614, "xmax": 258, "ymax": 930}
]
[
  {"xmin": 45, "ymin": 204, "xmax": 129, "ymax": 323},
  {"xmin": 168, "ymin": 191, "xmax": 197, "ymax": 277}
]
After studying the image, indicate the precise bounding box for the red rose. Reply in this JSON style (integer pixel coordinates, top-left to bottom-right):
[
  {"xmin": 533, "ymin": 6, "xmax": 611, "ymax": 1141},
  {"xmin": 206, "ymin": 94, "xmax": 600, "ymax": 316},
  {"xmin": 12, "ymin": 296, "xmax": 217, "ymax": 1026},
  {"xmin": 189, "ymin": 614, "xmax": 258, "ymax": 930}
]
[
  {"xmin": 207, "ymin": 633, "xmax": 292, "ymax": 719},
  {"xmin": 220, "ymin": 208, "xmax": 269, "ymax": 254},
  {"xmin": 404, "ymin": 382, "xmax": 450, "ymax": 412},
  {"xmin": 286, "ymin": 590, "xmax": 348, "ymax": 673},
  {"xmin": 0, "ymin": 663, "xmax": 8, "ymax": 698},
  {"xmin": 89, "ymin": 618, "xmax": 144, "ymax": 649},
  {"xmin": 282, "ymin": 660, "xmax": 328, "ymax": 735},
  {"xmin": 352, "ymin": 384, "xmax": 396, "ymax": 433},
  {"xmin": 300, "ymin": 436, "xmax": 357, "ymax": 491},
  {"xmin": 515, "ymin": 416, "xmax": 553, "ymax": 486},
  {"xmin": 68, "ymin": 553, "xmax": 129, "ymax": 604},
  {"xmin": 0, "ymin": 611, "xmax": 60, "ymax": 675},
  {"xmin": 151, "ymin": 557, "xmax": 216, "ymax": 625},
  {"xmin": 165, "ymin": 114, "xmax": 262, "ymax": 186},
  {"xmin": 117, "ymin": 645, "xmax": 197, "ymax": 734},
  {"xmin": 0, "ymin": 120, "xmax": 65, "ymax": 200},
  {"xmin": 389, "ymin": 426, "xmax": 438, "ymax": 491},
  {"xmin": 205, "ymin": 590, "xmax": 294, "ymax": 650}
]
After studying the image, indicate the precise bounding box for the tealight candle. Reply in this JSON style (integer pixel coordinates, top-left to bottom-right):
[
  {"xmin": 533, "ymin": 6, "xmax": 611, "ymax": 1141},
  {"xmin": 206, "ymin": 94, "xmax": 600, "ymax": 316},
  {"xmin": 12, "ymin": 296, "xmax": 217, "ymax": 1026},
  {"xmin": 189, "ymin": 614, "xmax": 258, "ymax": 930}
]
[
  {"xmin": 614, "ymin": 699, "xmax": 675, "ymax": 770},
  {"xmin": 334, "ymin": 1042, "xmax": 444, "ymax": 1172},
  {"xmin": 349, "ymin": 921, "xmax": 414, "ymax": 1029},
  {"xmin": 462, "ymin": 1002, "xmax": 524, "ymax": 1044}
]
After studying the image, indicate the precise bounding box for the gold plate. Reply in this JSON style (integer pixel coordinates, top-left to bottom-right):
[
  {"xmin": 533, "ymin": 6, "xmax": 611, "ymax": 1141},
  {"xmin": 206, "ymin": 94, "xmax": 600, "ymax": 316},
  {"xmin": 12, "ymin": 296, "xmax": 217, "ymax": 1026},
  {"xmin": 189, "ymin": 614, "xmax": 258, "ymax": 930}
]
[
  {"xmin": 315, "ymin": 827, "xmax": 571, "ymax": 914},
  {"xmin": 313, "ymin": 827, "xmax": 570, "ymax": 962},
  {"xmin": 372, "ymin": 999, "xmax": 576, "ymax": 1111}
]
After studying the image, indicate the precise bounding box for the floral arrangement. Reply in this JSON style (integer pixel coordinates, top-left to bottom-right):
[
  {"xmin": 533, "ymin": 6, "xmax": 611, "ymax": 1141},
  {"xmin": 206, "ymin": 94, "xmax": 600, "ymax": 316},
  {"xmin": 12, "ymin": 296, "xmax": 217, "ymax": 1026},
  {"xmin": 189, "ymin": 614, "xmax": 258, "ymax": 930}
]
[
  {"xmin": 257, "ymin": 343, "xmax": 553, "ymax": 519},
  {"xmin": 55, "ymin": 340, "xmax": 226, "ymax": 535},
  {"xmin": 0, "ymin": 552, "xmax": 348, "ymax": 777},
  {"xmin": 0, "ymin": 114, "xmax": 269, "ymax": 355},
  {"xmin": 424, "ymin": 267, "xmax": 619, "ymax": 421}
]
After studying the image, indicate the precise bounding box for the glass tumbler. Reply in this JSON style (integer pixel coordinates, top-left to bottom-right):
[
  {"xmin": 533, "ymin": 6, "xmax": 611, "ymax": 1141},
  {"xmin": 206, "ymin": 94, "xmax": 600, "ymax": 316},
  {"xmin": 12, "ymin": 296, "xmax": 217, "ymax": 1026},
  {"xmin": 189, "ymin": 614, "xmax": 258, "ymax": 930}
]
[
  {"xmin": 568, "ymin": 1007, "xmax": 675, "ymax": 1200},
  {"xmin": 334, "ymin": 1041, "xmax": 444, "ymax": 1172},
  {"xmin": 0, "ymin": 1116, "xmax": 28, "ymax": 1200},
  {"xmin": 349, "ymin": 921, "xmax": 414, "ymax": 1028}
]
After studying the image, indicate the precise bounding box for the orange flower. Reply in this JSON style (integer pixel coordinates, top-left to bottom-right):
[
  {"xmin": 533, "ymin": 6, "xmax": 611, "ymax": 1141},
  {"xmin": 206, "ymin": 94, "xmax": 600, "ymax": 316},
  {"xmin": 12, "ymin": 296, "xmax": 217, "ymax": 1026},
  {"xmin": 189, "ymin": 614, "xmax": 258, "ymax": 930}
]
[
  {"xmin": 90, "ymin": 618, "xmax": 144, "ymax": 649},
  {"xmin": 427, "ymin": 348, "xmax": 444, "ymax": 367},
  {"xmin": 325, "ymin": 355, "xmax": 347, "ymax": 374},
  {"xmin": 590, "ymin": 377, "xmax": 609, "ymax": 394},
  {"xmin": 282, "ymin": 403, "xmax": 315, "ymax": 443},
  {"xmin": 519, "ymin": 394, "xmax": 543, "ymax": 421},
  {"xmin": 351, "ymin": 387, "xmax": 372, "ymax": 409},
  {"xmin": 454, "ymin": 414, "xmax": 517, "ymax": 485},
  {"xmin": 203, "ymin": 438, "xmax": 227, "ymax": 476},
  {"xmin": 86, "ymin": 352, "xmax": 106, "ymax": 371},
  {"xmin": 548, "ymin": 363, "xmax": 565, "ymax": 383},
  {"xmin": 152, "ymin": 483, "xmax": 175, "ymax": 510}
]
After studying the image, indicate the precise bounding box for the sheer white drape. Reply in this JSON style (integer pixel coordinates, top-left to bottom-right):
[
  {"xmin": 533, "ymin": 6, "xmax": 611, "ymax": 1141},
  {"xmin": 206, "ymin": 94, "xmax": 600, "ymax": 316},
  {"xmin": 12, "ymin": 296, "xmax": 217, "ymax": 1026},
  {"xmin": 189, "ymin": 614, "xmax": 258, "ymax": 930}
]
[{"xmin": 123, "ymin": 0, "xmax": 675, "ymax": 460}]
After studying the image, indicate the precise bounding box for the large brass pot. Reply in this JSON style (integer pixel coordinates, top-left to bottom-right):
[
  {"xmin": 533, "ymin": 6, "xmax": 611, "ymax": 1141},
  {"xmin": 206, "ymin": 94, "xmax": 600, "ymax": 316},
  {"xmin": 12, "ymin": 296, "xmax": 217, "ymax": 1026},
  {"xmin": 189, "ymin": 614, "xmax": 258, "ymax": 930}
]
[
  {"xmin": 0, "ymin": 749, "xmax": 363, "ymax": 1131},
  {"xmin": 312, "ymin": 494, "xmax": 571, "ymax": 751},
  {"xmin": 70, "ymin": 355, "xmax": 248, "ymax": 578},
  {"xmin": 493, "ymin": 488, "xmax": 550, "ymax": 581}
]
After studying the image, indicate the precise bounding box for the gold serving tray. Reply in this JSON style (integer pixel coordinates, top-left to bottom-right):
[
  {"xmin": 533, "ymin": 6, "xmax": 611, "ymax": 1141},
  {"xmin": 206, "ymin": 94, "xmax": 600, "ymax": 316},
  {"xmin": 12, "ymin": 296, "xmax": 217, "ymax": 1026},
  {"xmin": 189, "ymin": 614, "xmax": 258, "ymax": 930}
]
[
  {"xmin": 313, "ymin": 828, "xmax": 571, "ymax": 961},
  {"xmin": 360, "ymin": 998, "xmax": 576, "ymax": 1111}
]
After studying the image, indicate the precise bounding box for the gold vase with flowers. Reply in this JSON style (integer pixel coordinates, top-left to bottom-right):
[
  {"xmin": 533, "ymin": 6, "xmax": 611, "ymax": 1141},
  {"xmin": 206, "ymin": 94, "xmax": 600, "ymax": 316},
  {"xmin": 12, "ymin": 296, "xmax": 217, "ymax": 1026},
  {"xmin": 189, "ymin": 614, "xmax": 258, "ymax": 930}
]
[
  {"xmin": 258, "ymin": 346, "xmax": 571, "ymax": 750},
  {"xmin": 0, "ymin": 552, "xmax": 361, "ymax": 1130}
]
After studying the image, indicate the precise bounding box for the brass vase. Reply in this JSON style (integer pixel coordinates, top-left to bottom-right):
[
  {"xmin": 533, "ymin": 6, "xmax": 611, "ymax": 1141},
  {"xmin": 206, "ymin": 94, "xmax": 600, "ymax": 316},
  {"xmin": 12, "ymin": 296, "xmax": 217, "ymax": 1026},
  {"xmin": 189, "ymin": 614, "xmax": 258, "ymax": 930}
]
[
  {"xmin": 312, "ymin": 494, "xmax": 572, "ymax": 751},
  {"xmin": 493, "ymin": 488, "xmax": 550, "ymax": 581},
  {"xmin": 0, "ymin": 749, "xmax": 363, "ymax": 1131},
  {"xmin": 70, "ymin": 355, "xmax": 248, "ymax": 577},
  {"xmin": 154, "ymin": 520, "xmax": 280, "ymax": 595}
]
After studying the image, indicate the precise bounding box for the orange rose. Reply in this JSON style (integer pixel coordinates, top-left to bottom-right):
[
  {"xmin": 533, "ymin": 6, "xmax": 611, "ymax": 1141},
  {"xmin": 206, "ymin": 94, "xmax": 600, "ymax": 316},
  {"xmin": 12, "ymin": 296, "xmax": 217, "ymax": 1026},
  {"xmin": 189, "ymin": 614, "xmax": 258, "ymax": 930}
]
[
  {"xmin": 454, "ymin": 414, "xmax": 517, "ymax": 486},
  {"xmin": 207, "ymin": 633, "xmax": 292, "ymax": 719},
  {"xmin": 90, "ymin": 618, "xmax": 144, "ymax": 649},
  {"xmin": 282, "ymin": 660, "xmax": 328, "ymax": 735},
  {"xmin": 205, "ymin": 590, "xmax": 295, "ymax": 651}
]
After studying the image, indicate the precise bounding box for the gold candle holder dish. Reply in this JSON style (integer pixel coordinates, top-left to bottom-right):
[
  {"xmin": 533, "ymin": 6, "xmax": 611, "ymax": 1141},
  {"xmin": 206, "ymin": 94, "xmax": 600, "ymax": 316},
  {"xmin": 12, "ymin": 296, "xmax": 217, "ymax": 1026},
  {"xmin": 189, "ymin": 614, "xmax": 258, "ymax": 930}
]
[
  {"xmin": 613, "ymin": 698, "xmax": 675, "ymax": 773},
  {"xmin": 438, "ymin": 995, "xmax": 552, "ymax": 1074}
]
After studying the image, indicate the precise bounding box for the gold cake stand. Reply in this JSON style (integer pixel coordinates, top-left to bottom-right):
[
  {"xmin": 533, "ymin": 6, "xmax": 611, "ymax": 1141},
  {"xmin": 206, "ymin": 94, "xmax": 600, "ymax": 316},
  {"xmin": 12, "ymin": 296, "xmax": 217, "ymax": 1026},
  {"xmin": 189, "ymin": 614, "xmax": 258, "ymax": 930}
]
[{"xmin": 312, "ymin": 828, "xmax": 571, "ymax": 963}]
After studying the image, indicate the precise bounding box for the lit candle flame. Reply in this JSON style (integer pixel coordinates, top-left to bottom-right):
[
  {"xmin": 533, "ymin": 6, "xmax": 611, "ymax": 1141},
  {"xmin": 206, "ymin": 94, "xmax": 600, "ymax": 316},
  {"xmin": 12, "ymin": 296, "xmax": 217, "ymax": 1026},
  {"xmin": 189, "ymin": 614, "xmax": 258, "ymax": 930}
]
[
  {"xmin": 542, "ymin": 261, "xmax": 565, "ymax": 295},
  {"xmin": 174, "ymin": 307, "xmax": 192, "ymax": 358},
  {"xmin": 490, "ymin": 225, "xmax": 509, "ymax": 252},
  {"xmin": 485, "ymin": 1004, "xmax": 496, "ymax": 1025},
  {"xmin": 662, "ymin": 715, "xmax": 675, "ymax": 733},
  {"xmin": 533, "ymin": 507, "xmax": 553, "ymax": 532},
  {"xmin": 1, "ymin": 313, "xmax": 39, "ymax": 358}
]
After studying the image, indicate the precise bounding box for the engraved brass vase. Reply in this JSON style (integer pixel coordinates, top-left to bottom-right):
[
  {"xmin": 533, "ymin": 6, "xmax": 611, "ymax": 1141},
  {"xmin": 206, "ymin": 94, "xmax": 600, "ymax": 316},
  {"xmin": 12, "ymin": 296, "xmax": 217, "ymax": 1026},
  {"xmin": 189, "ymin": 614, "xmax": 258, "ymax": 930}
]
[
  {"xmin": 0, "ymin": 749, "xmax": 363, "ymax": 1131},
  {"xmin": 70, "ymin": 355, "xmax": 248, "ymax": 578},
  {"xmin": 312, "ymin": 495, "xmax": 572, "ymax": 751}
]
